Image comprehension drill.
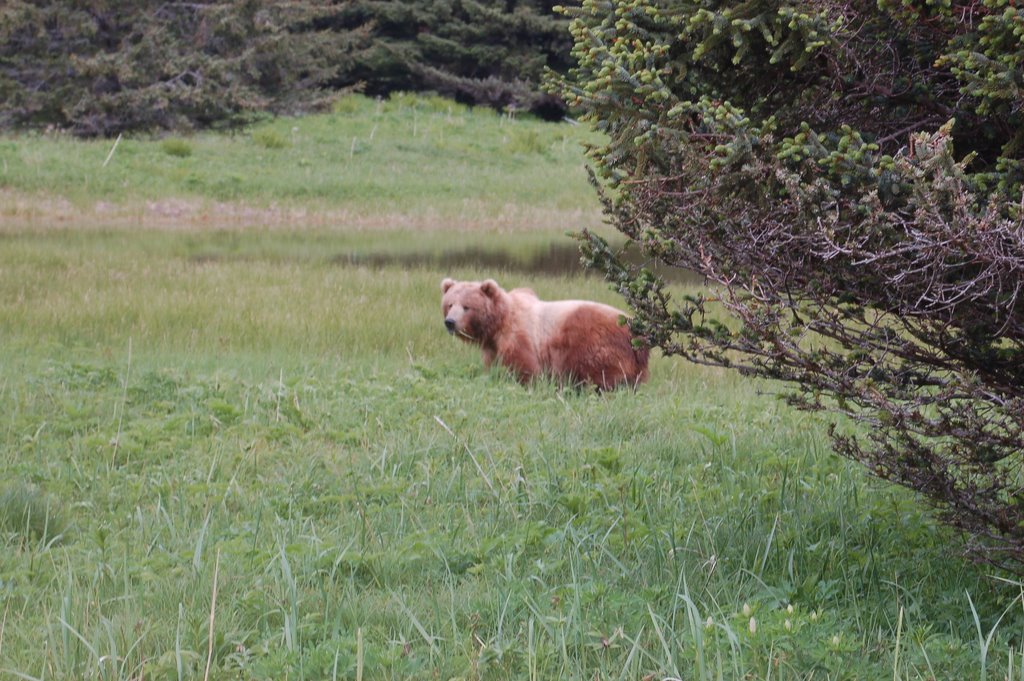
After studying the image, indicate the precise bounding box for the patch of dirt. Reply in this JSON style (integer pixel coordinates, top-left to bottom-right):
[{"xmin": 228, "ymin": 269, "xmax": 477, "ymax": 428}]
[{"xmin": 0, "ymin": 190, "xmax": 603, "ymax": 233}]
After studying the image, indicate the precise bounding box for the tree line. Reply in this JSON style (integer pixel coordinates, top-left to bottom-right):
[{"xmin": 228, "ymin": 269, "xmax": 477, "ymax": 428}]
[{"xmin": 0, "ymin": 0, "xmax": 571, "ymax": 136}]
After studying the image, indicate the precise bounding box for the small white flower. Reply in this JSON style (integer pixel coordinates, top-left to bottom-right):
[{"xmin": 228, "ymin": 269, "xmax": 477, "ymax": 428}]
[
  {"xmin": 705, "ymin": 616, "xmax": 714, "ymax": 630},
  {"xmin": 742, "ymin": 603, "xmax": 752, "ymax": 617},
  {"xmin": 749, "ymin": 617, "xmax": 757, "ymax": 634},
  {"xmin": 831, "ymin": 634, "xmax": 840, "ymax": 646},
  {"xmin": 784, "ymin": 619, "xmax": 792, "ymax": 631},
  {"xmin": 787, "ymin": 604, "xmax": 794, "ymax": 614}
]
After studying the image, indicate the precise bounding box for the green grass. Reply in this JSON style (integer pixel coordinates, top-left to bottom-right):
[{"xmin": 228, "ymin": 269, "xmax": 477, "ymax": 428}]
[
  {"xmin": 2, "ymin": 94, "xmax": 1024, "ymax": 680},
  {"xmin": 0, "ymin": 94, "xmax": 601, "ymax": 227}
]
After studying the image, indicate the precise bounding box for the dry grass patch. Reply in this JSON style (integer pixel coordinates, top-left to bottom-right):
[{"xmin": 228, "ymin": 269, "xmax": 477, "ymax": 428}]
[{"xmin": 0, "ymin": 189, "xmax": 603, "ymax": 234}]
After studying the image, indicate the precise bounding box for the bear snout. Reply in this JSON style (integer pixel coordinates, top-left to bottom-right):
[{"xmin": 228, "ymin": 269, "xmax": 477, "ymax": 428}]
[{"xmin": 444, "ymin": 318, "xmax": 456, "ymax": 333}]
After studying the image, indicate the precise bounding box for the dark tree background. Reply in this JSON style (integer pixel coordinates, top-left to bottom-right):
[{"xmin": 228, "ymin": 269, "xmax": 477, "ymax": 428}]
[
  {"xmin": 558, "ymin": 0, "xmax": 1024, "ymax": 570},
  {"xmin": 337, "ymin": 0, "xmax": 572, "ymax": 117},
  {"xmin": 0, "ymin": 1, "xmax": 374, "ymax": 135},
  {"xmin": 0, "ymin": 0, "xmax": 573, "ymax": 136}
]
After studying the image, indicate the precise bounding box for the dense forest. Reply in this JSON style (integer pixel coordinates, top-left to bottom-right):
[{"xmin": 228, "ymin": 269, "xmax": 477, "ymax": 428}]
[{"xmin": 0, "ymin": 0, "xmax": 572, "ymax": 136}]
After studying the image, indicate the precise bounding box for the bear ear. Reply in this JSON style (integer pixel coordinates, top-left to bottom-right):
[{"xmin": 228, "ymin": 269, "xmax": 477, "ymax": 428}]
[
  {"xmin": 480, "ymin": 279, "xmax": 501, "ymax": 298},
  {"xmin": 441, "ymin": 278, "xmax": 456, "ymax": 294}
]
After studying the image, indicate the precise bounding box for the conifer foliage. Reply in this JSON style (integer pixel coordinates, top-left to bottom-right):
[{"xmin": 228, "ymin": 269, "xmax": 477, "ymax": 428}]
[
  {"xmin": 560, "ymin": 0, "xmax": 1024, "ymax": 569},
  {"xmin": 1, "ymin": 1, "xmax": 372, "ymax": 135},
  {"xmin": 0, "ymin": 0, "xmax": 572, "ymax": 135},
  {"xmin": 332, "ymin": 0, "xmax": 573, "ymax": 116}
]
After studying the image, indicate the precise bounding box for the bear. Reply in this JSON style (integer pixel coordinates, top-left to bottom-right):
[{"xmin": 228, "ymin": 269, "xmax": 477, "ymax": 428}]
[{"xmin": 440, "ymin": 277, "xmax": 649, "ymax": 390}]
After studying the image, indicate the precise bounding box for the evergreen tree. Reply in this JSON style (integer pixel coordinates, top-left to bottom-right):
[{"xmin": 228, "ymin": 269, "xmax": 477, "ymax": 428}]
[
  {"xmin": 0, "ymin": 0, "xmax": 575, "ymax": 134},
  {"xmin": 560, "ymin": 0, "xmax": 1024, "ymax": 569},
  {"xmin": 0, "ymin": 1, "xmax": 371, "ymax": 135},
  {"xmin": 336, "ymin": 0, "xmax": 572, "ymax": 117}
]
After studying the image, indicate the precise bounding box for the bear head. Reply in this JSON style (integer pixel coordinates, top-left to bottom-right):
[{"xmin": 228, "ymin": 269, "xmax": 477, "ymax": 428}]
[{"xmin": 440, "ymin": 278, "xmax": 507, "ymax": 344}]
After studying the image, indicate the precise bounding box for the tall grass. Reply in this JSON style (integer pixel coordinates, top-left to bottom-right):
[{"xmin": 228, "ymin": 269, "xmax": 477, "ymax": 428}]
[
  {"xmin": 2, "ymin": 244, "xmax": 1023, "ymax": 679},
  {"xmin": 1, "ymin": 94, "xmax": 1023, "ymax": 680}
]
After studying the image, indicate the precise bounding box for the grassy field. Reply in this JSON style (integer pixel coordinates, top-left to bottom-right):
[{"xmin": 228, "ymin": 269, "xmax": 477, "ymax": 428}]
[
  {"xmin": 0, "ymin": 93, "xmax": 600, "ymax": 233},
  {"xmin": 1, "ymin": 95, "xmax": 1023, "ymax": 680}
]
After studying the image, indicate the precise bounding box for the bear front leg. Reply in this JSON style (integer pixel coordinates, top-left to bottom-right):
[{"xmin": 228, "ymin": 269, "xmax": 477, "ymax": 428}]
[{"xmin": 497, "ymin": 345, "xmax": 540, "ymax": 384}]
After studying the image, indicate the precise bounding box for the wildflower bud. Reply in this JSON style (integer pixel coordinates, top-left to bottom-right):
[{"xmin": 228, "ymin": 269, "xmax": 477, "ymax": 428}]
[
  {"xmin": 787, "ymin": 604, "xmax": 794, "ymax": 614},
  {"xmin": 784, "ymin": 619, "xmax": 792, "ymax": 631},
  {"xmin": 742, "ymin": 603, "xmax": 752, "ymax": 617},
  {"xmin": 749, "ymin": 617, "xmax": 757, "ymax": 634},
  {"xmin": 705, "ymin": 616, "xmax": 713, "ymax": 630}
]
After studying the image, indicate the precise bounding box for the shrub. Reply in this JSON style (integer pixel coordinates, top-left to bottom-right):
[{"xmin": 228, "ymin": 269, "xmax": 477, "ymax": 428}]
[
  {"xmin": 507, "ymin": 128, "xmax": 545, "ymax": 154},
  {"xmin": 332, "ymin": 95, "xmax": 366, "ymax": 115},
  {"xmin": 559, "ymin": 0, "xmax": 1024, "ymax": 570},
  {"xmin": 252, "ymin": 129, "xmax": 289, "ymax": 150},
  {"xmin": 160, "ymin": 138, "xmax": 193, "ymax": 157}
]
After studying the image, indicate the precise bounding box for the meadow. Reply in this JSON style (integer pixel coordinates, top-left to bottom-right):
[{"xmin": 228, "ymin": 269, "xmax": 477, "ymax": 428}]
[{"xmin": 1, "ymin": 94, "xmax": 1022, "ymax": 680}]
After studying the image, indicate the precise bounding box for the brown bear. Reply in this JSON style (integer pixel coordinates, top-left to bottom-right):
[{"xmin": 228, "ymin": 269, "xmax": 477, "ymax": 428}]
[{"xmin": 441, "ymin": 277, "xmax": 649, "ymax": 390}]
